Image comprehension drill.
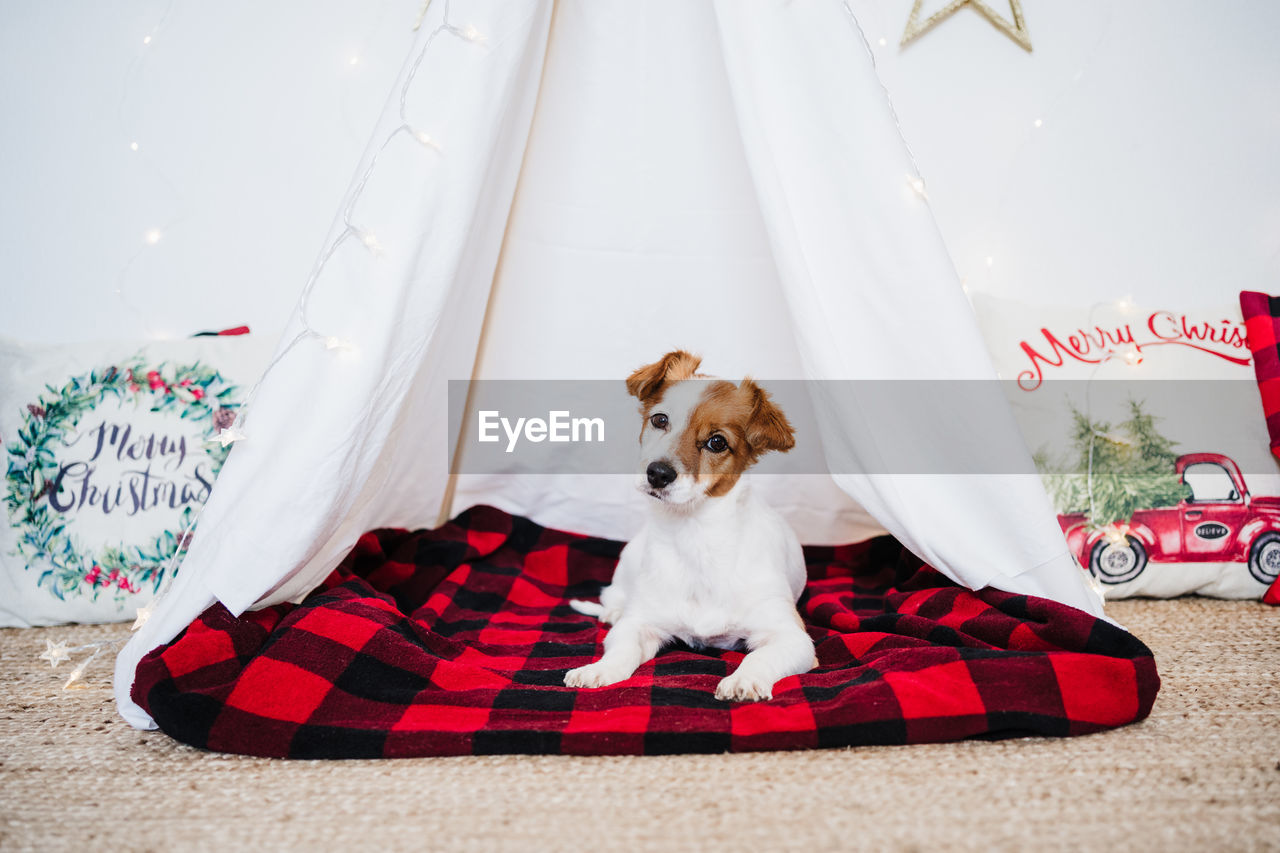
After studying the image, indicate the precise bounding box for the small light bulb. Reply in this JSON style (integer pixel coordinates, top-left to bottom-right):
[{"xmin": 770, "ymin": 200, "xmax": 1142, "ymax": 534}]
[
  {"xmin": 321, "ymin": 336, "xmax": 357, "ymax": 357},
  {"xmin": 878, "ymin": 37, "xmax": 887, "ymax": 47},
  {"xmin": 462, "ymin": 24, "xmax": 483, "ymax": 43},
  {"xmin": 985, "ymin": 256, "xmax": 994, "ymax": 268},
  {"xmin": 411, "ymin": 128, "xmax": 441, "ymax": 150},
  {"xmin": 1112, "ymin": 346, "xmax": 1143, "ymax": 366},
  {"xmin": 353, "ymin": 227, "xmax": 383, "ymax": 255},
  {"xmin": 144, "ymin": 228, "xmax": 162, "ymax": 245},
  {"xmin": 142, "ymin": 35, "xmax": 152, "ymax": 45},
  {"xmin": 349, "ymin": 56, "xmax": 359, "ymax": 66},
  {"xmin": 1033, "ymin": 118, "xmax": 1043, "ymax": 128},
  {"xmin": 130, "ymin": 141, "xmax": 139, "ymax": 151},
  {"xmin": 1103, "ymin": 523, "xmax": 1131, "ymax": 545},
  {"xmin": 907, "ymin": 176, "xmax": 927, "ymax": 198}
]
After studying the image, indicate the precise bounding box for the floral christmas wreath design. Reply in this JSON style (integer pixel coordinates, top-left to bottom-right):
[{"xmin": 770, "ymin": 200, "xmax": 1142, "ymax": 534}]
[{"xmin": 3, "ymin": 356, "xmax": 240, "ymax": 604}]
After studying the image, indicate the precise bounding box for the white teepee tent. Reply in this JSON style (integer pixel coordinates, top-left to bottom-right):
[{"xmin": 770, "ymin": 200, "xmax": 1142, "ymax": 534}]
[{"xmin": 115, "ymin": 0, "xmax": 1103, "ymax": 728}]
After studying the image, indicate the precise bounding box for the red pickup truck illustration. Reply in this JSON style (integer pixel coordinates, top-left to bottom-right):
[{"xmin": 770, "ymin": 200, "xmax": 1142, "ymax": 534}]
[{"xmin": 1058, "ymin": 453, "xmax": 1280, "ymax": 585}]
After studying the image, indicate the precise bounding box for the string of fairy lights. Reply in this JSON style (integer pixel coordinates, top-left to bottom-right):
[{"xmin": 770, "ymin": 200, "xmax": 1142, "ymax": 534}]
[
  {"xmin": 39, "ymin": 0, "xmax": 482, "ymax": 686},
  {"xmin": 840, "ymin": 1, "xmax": 931, "ymax": 206},
  {"xmin": 906, "ymin": 1, "xmax": 1139, "ymax": 587},
  {"xmin": 112, "ymin": 1, "xmax": 180, "ymax": 337},
  {"xmin": 215, "ymin": 0, "xmax": 485, "ymax": 433},
  {"xmin": 841, "ymin": 0, "xmax": 1120, "ymax": 311},
  {"xmin": 858, "ymin": 1, "xmax": 1133, "ymax": 585}
]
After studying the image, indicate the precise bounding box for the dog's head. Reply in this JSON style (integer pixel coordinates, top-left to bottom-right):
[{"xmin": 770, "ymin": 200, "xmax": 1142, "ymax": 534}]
[{"xmin": 626, "ymin": 350, "xmax": 795, "ymax": 507}]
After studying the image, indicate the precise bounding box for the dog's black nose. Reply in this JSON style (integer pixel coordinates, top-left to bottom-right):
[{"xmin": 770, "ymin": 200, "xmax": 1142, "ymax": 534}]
[{"xmin": 646, "ymin": 461, "xmax": 677, "ymax": 489}]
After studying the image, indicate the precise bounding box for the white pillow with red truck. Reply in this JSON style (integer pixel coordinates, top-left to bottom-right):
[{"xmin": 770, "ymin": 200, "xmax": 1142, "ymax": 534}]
[{"xmin": 972, "ymin": 294, "xmax": 1279, "ymax": 600}]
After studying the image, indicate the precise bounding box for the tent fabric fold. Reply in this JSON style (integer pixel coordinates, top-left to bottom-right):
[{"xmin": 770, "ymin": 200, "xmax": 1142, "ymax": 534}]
[
  {"xmin": 132, "ymin": 507, "xmax": 1158, "ymax": 758},
  {"xmin": 116, "ymin": 0, "xmax": 1111, "ymax": 732}
]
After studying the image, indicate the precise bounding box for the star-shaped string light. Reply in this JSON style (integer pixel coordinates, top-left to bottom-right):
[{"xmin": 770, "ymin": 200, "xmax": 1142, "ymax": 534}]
[
  {"xmin": 132, "ymin": 599, "xmax": 157, "ymax": 631},
  {"xmin": 207, "ymin": 426, "xmax": 248, "ymax": 448},
  {"xmin": 39, "ymin": 640, "xmax": 72, "ymax": 668},
  {"xmin": 901, "ymin": 0, "xmax": 1032, "ymax": 53},
  {"xmin": 37, "ymin": 639, "xmax": 127, "ymax": 687}
]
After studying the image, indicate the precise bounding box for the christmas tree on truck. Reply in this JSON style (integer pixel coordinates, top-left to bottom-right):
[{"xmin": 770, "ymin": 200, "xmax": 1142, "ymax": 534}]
[{"xmin": 1038, "ymin": 399, "xmax": 1192, "ymax": 531}]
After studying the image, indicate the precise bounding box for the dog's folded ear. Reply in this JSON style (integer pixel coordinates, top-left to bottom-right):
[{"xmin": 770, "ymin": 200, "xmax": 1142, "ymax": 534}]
[
  {"xmin": 626, "ymin": 350, "xmax": 702, "ymax": 402},
  {"xmin": 742, "ymin": 379, "xmax": 796, "ymax": 455}
]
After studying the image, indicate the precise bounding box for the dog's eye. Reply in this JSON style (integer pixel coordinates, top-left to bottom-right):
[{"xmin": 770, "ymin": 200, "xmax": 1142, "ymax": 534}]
[
  {"xmin": 704, "ymin": 434, "xmax": 729, "ymax": 454},
  {"xmin": 650, "ymin": 413, "xmax": 669, "ymax": 431}
]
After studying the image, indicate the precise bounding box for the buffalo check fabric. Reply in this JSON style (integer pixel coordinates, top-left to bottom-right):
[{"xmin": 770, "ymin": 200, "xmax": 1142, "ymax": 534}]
[
  {"xmin": 132, "ymin": 506, "xmax": 1159, "ymax": 758},
  {"xmin": 1241, "ymin": 290, "xmax": 1280, "ymax": 459},
  {"xmin": 1239, "ymin": 291, "xmax": 1280, "ymax": 606}
]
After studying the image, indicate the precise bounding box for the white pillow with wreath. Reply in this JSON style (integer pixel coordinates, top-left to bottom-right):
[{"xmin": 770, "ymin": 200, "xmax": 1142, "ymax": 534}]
[{"xmin": 0, "ymin": 334, "xmax": 274, "ymax": 627}]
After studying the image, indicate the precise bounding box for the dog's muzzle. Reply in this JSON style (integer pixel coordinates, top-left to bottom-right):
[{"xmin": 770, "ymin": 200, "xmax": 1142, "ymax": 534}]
[{"xmin": 646, "ymin": 460, "xmax": 677, "ymax": 490}]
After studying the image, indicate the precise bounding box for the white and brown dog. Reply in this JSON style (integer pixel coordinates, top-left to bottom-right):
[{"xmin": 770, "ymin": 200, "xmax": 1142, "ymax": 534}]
[{"xmin": 565, "ymin": 351, "xmax": 816, "ymax": 702}]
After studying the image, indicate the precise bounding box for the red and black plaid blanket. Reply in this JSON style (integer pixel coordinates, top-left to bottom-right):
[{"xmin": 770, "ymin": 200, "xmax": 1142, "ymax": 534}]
[{"xmin": 133, "ymin": 506, "xmax": 1159, "ymax": 758}]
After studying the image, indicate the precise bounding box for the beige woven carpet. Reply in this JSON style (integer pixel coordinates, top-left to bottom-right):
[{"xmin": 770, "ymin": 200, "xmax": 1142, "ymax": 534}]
[{"xmin": 2, "ymin": 597, "xmax": 1277, "ymax": 852}]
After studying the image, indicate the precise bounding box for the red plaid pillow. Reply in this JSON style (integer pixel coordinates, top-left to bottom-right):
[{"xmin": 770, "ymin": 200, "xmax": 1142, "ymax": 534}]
[
  {"xmin": 1240, "ymin": 291, "xmax": 1280, "ymax": 458},
  {"xmin": 1239, "ymin": 291, "xmax": 1280, "ymax": 605}
]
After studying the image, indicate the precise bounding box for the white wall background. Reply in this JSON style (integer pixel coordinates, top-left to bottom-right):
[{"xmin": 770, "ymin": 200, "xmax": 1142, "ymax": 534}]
[{"xmin": 2, "ymin": 0, "xmax": 1278, "ymax": 344}]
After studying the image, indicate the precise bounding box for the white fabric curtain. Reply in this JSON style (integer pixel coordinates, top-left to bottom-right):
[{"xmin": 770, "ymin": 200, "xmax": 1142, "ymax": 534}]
[
  {"xmin": 711, "ymin": 1, "xmax": 1102, "ymax": 610},
  {"xmin": 115, "ymin": 0, "xmax": 557, "ymax": 728},
  {"xmin": 116, "ymin": 0, "xmax": 1100, "ymax": 730}
]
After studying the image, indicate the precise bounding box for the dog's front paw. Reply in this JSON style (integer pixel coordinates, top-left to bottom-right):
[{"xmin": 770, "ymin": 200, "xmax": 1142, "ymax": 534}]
[
  {"xmin": 565, "ymin": 661, "xmax": 630, "ymax": 689},
  {"xmin": 715, "ymin": 670, "xmax": 775, "ymax": 703}
]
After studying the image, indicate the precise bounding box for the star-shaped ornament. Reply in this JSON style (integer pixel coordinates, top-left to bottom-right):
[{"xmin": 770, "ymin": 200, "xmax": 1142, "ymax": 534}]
[
  {"xmin": 40, "ymin": 639, "xmax": 71, "ymax": 668},
  {"xmin": 207, "ymin": 426, "xmax": 247, "ymax": 448},
  {"xmin": 132, "ymin": 600, "xmax": 156, "ymax": 631},
  {"xmin": 901, "ymin": 0, "xmax": 1032, "ymax": 53}
]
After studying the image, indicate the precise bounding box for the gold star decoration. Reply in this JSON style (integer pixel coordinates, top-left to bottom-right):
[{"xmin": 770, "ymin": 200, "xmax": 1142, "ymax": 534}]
[{"xmin": 901, "ymin": 0, "xmax": 1032, "ymax": 53}]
